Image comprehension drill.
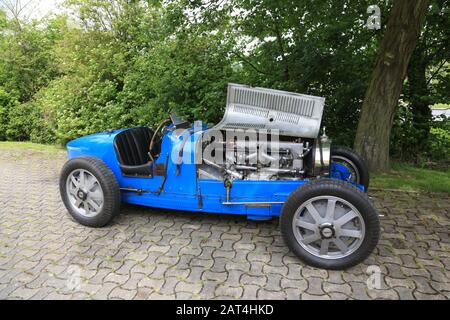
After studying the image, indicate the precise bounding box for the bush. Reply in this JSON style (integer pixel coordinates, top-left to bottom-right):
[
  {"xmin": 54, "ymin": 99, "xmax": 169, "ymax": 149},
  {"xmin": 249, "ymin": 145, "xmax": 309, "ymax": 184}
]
[
  {"xmin": 0, "ymin": 94, "xmax": 55, "ymax": 143},
  {"xmin": 29, "ymin": 104, "xmax": 56, "ymax": 144},
  {"xmin": 0, "ymin": 87, "xmax": 18, "ymax": 140},
  {"xmin": 428, "ymin": 126, "xmax": 450, "ymax": 162},
  {"xmin": 391, "ymin": 104, "xmax": 449, "ymax": 166},
  {"xmin": 5, "ymin": 102, "xmax": 38, "ymax": 141}
]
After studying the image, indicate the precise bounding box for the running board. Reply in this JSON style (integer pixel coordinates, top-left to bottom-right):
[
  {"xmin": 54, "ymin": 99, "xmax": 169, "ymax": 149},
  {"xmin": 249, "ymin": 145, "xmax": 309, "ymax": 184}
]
[{"xmin": 222, "ymin": 201, "xmax": 284, "ymax": 207}]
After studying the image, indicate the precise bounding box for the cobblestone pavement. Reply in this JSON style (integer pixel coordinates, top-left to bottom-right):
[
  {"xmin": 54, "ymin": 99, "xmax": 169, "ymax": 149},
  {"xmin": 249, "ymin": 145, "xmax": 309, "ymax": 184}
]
[{"xmin": 0, "ymin": 148, "xmax": 449, "ymax": 300}]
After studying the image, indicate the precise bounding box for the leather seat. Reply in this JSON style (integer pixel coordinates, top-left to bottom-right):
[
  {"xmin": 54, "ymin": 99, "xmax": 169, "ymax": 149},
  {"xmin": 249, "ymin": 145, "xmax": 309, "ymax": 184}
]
[{"xmin": 114, "ymin": 127, "xmax": 155, "ymax": 176}]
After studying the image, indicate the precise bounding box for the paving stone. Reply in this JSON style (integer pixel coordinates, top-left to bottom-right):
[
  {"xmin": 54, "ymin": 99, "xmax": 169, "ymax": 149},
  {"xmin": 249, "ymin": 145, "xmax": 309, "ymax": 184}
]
[
  {"xmin": 174, "ymin": 281, "xmax": 202, "ymax": 294},
  {"xmin": 258, "ymin": 289, "xmax": 286, "ymax": 299},
  {"xmin": 385, "ymin": 276, "xmax": 416, "ymax": 289},
  {"xmin": 328, "ymin": 292, "xmax": 350, "ymax": 300},
  {"xmin": 323, "ymin": 282, "xmax": 352, "ymax": 296},
  {"xmin": 215, "ymin": 284, "xmax": 243, "ymax": 299},
  {"xmin": 134, "ymin": 287, "xmax": 153, "ymax": 300},
  {"xmin": 138, "ymin": 277, "xmax": 164, "ymax": 291},
  {"xmin": 109, "ymin": 287, "xmax": 136, "ymax": 300},
  {"xmin": 367, "ymin": 289, "xmax": 399, "ymax": 300},
  {"xmin": 9, "ymin": 287, "xmax": 40, "ymax": 299},
  {"xmin": 241, "ymin": 274, "xmax": 267, "ymax": 287},
  {"xmin": 44, "ymin": 291, "xmax": 72, "ymax": 300},
  {"xmin": 394, "ymin": 287, "xmax": 415, "ymax": 300},
  {"xmin": 348, "ymin": 282, "xmax": 371, "ymax": 300},
  {"xmin": 201, "ymin": 270, "xmax": 228, "ymax": 283},
  {"xmin": 241, "ymin": 284, "xmax": 259, "ymax": 300},
  {"xmin": 280, "ymin": 278, "xmax": 307, "ymax": 291},
  {"xmin": 429, "ymin": 280, "xmax": 450, "ymax": 293},
  {"xmin": 0, "ymin": 149, "xmax": 449, "ymax": 300},
  {"xmin": 413, "ymin": 291, "xmax": 447, "ymax": 300},
  {"xmin": 301, "ymin": 268, "xmax": 328, "ymax": 279},
  {"xmin": 410, "ymin": 276, "xmax": 439, "ymax": 294},
  {"xmin": 91, "ymin": 283, "xmax": 117, "ymax": 300},
  {"xmin": 300, "ymin": 293, "xmax": 330, "ymax": 300},
  {"xmin": 148, "ymin": 292, "xmax": 176, "ymax": 300},
  {"xmin": 104, "ymin": 272, "xmax": 129, "ymax": 285}
]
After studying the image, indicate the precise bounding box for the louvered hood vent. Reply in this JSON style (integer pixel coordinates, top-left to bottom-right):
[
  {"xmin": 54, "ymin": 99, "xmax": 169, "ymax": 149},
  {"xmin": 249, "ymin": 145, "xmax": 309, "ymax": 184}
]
[{"xmin": 213, "ymin": 83, "xmax": 325, "ymax": 138}]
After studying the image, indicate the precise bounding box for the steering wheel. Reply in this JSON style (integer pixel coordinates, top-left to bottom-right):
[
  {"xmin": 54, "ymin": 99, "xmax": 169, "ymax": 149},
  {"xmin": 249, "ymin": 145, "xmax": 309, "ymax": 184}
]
[{"xmin": 148, "ymin": 118, "xmax": 171, "ymax": 161}]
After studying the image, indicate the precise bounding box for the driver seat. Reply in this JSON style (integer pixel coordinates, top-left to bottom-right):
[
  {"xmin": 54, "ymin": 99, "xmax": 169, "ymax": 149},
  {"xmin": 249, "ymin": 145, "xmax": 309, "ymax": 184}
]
[{"xmin": 114, "ymin": 126, "xmax": 157, "ymax": 176}]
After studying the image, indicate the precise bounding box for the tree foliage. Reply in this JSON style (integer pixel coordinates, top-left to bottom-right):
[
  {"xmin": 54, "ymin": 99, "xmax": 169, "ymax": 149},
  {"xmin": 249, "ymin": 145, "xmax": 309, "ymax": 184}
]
[{"xmin": 0, "ymin": 0, "xmax": 448, "ymax": 167}]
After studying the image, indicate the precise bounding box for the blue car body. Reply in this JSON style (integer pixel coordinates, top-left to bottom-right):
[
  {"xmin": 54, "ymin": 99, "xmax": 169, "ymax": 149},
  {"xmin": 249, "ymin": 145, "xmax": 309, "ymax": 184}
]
[{"xmin": 66, "ymin": 125, "xmax": 360, "ymax": 221}]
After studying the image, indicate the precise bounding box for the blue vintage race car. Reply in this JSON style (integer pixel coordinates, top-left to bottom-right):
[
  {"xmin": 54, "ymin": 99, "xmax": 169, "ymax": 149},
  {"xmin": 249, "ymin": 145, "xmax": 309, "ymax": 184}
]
[{"xmin": 60, "ymin": 84, "xmax": 380, "ymax": 269}]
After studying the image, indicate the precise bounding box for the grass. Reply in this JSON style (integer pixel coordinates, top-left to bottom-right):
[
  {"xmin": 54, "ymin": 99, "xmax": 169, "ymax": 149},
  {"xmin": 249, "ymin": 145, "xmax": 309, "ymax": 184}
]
[
  {"xmin": 371, "ymin": 162, "xmax": 450, "ymax": 194},
  {"xmin": 0, "ymin": 141, "xmax": 65, "ymax": 153}
]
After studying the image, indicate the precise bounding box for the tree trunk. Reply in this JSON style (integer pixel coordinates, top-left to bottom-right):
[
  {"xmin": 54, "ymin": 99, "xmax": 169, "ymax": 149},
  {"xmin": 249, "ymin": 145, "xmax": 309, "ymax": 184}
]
[{"xmin": 354, "ymin": 0, "xmax": 430, "ymax": 171}]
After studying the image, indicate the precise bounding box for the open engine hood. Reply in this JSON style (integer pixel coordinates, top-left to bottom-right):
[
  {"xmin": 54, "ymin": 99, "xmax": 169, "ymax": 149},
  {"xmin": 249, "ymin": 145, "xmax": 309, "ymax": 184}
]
[{"xmin": 213, "ymin": 83, "xmax": 325, "ymax": 138}]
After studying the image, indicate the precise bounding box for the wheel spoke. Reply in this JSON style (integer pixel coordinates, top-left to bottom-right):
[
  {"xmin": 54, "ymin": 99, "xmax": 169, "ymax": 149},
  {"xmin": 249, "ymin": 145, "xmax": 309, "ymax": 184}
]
[
  {"xmin": 301, "ymin": 233, "xmax": 321, "ymax": 244},
  {"xmin": 339, "ymin": 229, "xmax": 362, "ymax": 239},
  {"xmin": 333, "ymin": 238, "xmax": 349, "ymax": 253},
  {"xmin": 74, "ymin": 198, "xmax": 83, "ymax": 208},
  {"xmin": 87, "ymin": 199, "xmax": 100, "ymax": 211},
  {"xmin": 86, "ymin": 175, "xmax": 98, "ymax": 192},
  {"xmin": 325, "ymin": 199, "xmax": 336, "ymax": 221},
  {"xmin": 79, "ymin": 170, "xmax": 86, "ymax": 188},
  {"xmin": 306, "ymin": 203, "xmax": 322, "ymax": 224},
  {"xmin": 89, "ymin": 181, "xmax": 98, "ymax": 192},
  {"xmin": 335, "ymin": 210, "xmax": 358, "ymax": 227},
  {"xmin": 89, "ymin": 191, "xmax": 103, "ymax": 202},
  {"xmin": 70, "ymin": 175, "xmax": 80, "ymax": 188},
  {"xmin": 68, "ymin": 185, "xmax": 77, "ymax": 196},
  {"xmin": 295, "ymin": 219, "xmax": 317, "ymax": 231},
  {"xmin": 319, "ymin": 239, "xmax": 330, "ymax": 255}
]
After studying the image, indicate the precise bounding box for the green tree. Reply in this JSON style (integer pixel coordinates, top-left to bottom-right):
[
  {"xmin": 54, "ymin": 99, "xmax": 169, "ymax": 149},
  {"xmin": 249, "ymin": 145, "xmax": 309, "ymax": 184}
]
[{"xmin": 354, "ymin": 0, "xmax": 431, "ymax": 171}]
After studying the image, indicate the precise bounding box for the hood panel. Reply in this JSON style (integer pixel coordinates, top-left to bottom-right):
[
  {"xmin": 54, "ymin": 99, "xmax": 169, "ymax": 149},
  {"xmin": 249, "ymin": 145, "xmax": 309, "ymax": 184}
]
[{"xmin": 213, "ymin": 83, "xmax": 325, "ymax": 138}]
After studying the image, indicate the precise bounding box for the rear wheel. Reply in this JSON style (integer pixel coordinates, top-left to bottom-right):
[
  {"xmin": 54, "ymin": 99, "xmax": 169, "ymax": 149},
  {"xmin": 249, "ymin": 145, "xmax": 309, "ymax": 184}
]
[
  {"xmin": 330, "ymin": 146, "xmax": 370, "ymax": 191},
  {"xmin": 280, "ymin": 179, "xmax": 380, "ymax": 270},
  {"xmin": 60, "ymin": 157, "xmax": 120, "ymax": 227}
]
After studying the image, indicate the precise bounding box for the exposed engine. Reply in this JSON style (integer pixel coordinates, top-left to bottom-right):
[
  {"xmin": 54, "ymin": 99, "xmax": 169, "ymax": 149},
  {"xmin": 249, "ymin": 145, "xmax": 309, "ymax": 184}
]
[
  {"xmin": 199, "ymin": 133, "xmax": 330, "ymax": 181},
  {"xmin": 198, "ymin": 84, "xmax": 330, "ymax": 182}
]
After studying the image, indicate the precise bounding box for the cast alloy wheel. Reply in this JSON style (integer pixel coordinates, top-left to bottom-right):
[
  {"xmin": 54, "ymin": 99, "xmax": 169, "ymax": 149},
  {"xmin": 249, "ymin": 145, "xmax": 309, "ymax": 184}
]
[
  {"xmin": 280, "ymin": 179, "xmax": 380, "ymax": 269},
  {"xmin": 60, "ymin": 157, "xmax": 120, "ymax": 227},
  {"xmin": 66, "ymin": 169, "xmax": 104, "ymax": 217},
  {"xmin": 292, "ymin": 195, "xmax": 365, "ymax": 259}
]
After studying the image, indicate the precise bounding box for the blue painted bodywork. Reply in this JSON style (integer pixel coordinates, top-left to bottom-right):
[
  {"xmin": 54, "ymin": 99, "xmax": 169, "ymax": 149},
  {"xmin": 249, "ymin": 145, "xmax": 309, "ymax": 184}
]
[{"xmin": 67, "ymin": 126, "xmax": 360, "ymax": 220}]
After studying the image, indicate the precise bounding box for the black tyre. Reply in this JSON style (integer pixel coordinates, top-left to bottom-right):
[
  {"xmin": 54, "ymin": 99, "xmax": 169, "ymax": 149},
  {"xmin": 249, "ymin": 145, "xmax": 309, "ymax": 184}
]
[
  {"xmin": 331, "ymin": 146, "xmax": 370, "ymax": 191},
  {"xmin": 60, "ymin": 157, "xmax": 121, "ymax": 227},
  {"xmin": 280, "ymin": 179, "xmax": 380, "ymax": 270}
]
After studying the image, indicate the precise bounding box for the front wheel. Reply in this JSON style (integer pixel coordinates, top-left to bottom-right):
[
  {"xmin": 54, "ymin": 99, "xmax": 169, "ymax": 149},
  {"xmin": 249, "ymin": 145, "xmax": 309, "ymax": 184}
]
[
  {"xmin": 60, "ymin": 157, "xmax": 121, "ymax": 227},
  {"xmin": 280, "ymin": 179, "xmax": 380, "ymax": 270}
]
